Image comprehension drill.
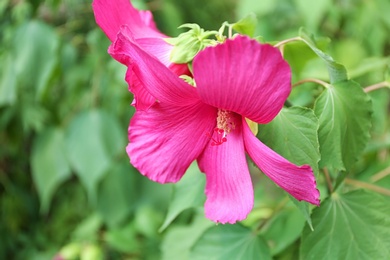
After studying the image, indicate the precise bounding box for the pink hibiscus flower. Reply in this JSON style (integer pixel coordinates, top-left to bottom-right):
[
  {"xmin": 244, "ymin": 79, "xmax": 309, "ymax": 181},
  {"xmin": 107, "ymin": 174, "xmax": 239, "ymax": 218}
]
[
  {"xmin": 92, "ymin": 0, "xmax": 188, "ymax": 110},
  {"xmin": 109, "ymin": 29, "xmax": 320, "ymax": 223}
]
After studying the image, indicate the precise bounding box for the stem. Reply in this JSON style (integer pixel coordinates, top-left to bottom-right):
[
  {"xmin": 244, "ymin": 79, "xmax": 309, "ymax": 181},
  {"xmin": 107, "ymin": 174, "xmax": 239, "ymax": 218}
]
[
  {"xmin": 217, "ymin": 22, "xmax": 229, "ymax": 40},
  {"xmin": 345, "ymin": 178, "xmax": 390, "ymax": 196},
  {"xmin": 279, "ymin": 44, "xmax": 285, "ymax": 57},
  {"xmin": 364, "ymin": 81, "xmax": 390, "ymax": 93},
  {"xmin": 273, "ymin": 36, "xmax": 302, "ymax": 48},
  {"xmin": 371, "ymin": 166, "xmax": 390, "ymax": 182},
  {"xmin": 323, "ymin": 168, "xmax": 334, "ymax": 194},
  {"xmin": 293, "ymin": 78, "xmax": 330, "ymax": 88},
  {"xmin": 228, "ymin": 25, "xmax": 233, "ymax": 39}
]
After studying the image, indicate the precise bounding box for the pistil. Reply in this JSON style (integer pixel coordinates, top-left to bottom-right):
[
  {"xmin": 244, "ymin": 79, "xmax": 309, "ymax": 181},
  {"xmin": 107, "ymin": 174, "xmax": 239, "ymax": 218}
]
[{"xmin": 206, "ymin": 109, "xmax": 235, "ymax": 146}]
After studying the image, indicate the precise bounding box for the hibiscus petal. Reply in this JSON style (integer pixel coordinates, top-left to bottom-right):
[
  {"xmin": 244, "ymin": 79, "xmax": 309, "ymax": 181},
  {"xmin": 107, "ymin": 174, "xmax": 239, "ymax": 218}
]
[
  {"xmin": 128, "ymin": 101, "xmax": 216, "ymax": 183},
  {"xmin": 125, "ymin": 68, "xmax": 156, "ymax": 111},
  {"xmin": 121, "ymin": 26, "xmax": 190, "ymax": 75},
  {"xmin": 242, "ymin": 119, "xmax": 320, "ymax": 206},
  {"xmin": 109, "ymin": 30, "xmax": 199, "ymax": 106},
  {"xmin": 135, "ymin": 37, "xmax": 173, "ymax": 67},
  {"xmin": 193, "ymin": 36, "xmax": 291, "ymax": 124},
  {"xmin": 92, "ymin": 0, "xmax": 164, "ymax": 42},
  {"xmin": 198, "ymin": 114, "xmax": 254, "ymax": 224}
]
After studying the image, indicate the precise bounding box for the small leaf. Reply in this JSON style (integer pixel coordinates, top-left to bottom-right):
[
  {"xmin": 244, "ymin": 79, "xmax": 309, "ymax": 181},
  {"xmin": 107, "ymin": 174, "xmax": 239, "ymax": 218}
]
[
  {"xmin": 190, "ymin": 223, "xmax": 272, "ymax": 260},
  {"xmin": 299, "ymin": 28, "xmax": 347, "ymax": 83},
  {"xmin": 314, "ymin": 81, "xmax": 372, "ymax": 171},
  {"xmin": 65, "ymin": 109, "xmax": 125, "ymax": 203},
  {"xmin": 31, "ymin": 127, "xmax": 72, "ymax": 213},
  {"xmin": 232, "ymin": 13, "xmax": 257, "ymax": 37},
  {"xmin": 159, "ymin": 162, "xmax": 205, "ymax": 232},
  {"xmin": 300, "ymin": 190, "xmax": 390, "ymax": 260}
]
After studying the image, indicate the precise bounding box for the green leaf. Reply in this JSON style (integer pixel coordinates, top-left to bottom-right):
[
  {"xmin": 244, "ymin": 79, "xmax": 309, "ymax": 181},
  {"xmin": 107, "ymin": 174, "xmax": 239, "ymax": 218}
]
[
  {"xmin": 258, "ymin": 106, "xmax": 320, "ymax": 175},
  {"xmin": 261, "ymin": 205, "xmax": 305, "ymax": 255},
  {"xmin": 349, "ymin": 57, "xmax": 390, "ymax": 79},
  {"xmin": 283, "ymin": 39, "xmax": 329, "ymax": 78},
  {"xmin": 0, "ymin": 55, "xmax": 17, "ymax": 106},
  {"xmin": 161, "ymin": 212, "xmax": 213, "ymax": 260},
  {"xmin": 105, "ymin": 222, "xmax": 141, "ymax": 254},
  {"xmin": 12, "ymin": 20, "xmax": 59, "ymax": 101},
  {"xmin": 299, "ymin": 28, "xmax": 347, "ymax": 83},
  {"xmin": 31, "ymin": 127, "xmax": 72, "ymax": 213},
  {"xmin": 314, "ymin": 81, "xmax": 372, "ymax": 171},
  {"xmin": 300, "ymin": 190, "xmax": 390, "ymax": 260},
  {"xmin": 97, "ymin": 163, "xmax": 137, "ymax": 228},
  {"xmin": 72, "ymin": 214, "xmax": 102, "ymax": 241},
  {"xmin": 190, "ymin": 223, "xmax": 272, "ymax": 260},
  {"xmin": 0, "ymin": 0, "xmax": 8, "ymax": 17},
  {"xmin": 134, "ymin": 205, "xmax": 164, "ymax": 238},
  {"xmin": 159, "ymin": 162, "xmax": 205, "ymax": 232},
  {"xmin": 257, "ymin": 107, "xmax": 319, "ymax": 227},
  {"xmin": 289, "ymin": 196, "xmax": 313, "ymax": 231},
  {"xmin": 65, "ymin": 109, "xmax": 125, "ymax": 203},
  {"xmin": 369, "ymin": 88, "xmax": 390, "ymax": 135},
  {"xmin": 232, "ymin": 13, "xmax": 257, "ymax": 37}
]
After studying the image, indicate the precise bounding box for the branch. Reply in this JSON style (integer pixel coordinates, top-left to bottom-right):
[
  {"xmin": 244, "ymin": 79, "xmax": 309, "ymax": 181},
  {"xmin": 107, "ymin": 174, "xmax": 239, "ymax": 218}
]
[
  {"xmin": 364, "ymin": 81, "xmax": 390, "ymax": 93},
  {"xmin": 344, "ymin": 178, "xmax": 390, "ymax": 196},
  {"xmin": 273, "ymin": 37, "xmax": 302, "ymax": 48},
  {"xmin": 323, "ymin": 168, "xmax": 334, "ymax": 194},
  {"xmin": 371, "ymin": 166, "xmax": 390, "ymax": 182},
  {"xmin": 292, "ymin": 78, "xmax": 330, "ymax": 88}
]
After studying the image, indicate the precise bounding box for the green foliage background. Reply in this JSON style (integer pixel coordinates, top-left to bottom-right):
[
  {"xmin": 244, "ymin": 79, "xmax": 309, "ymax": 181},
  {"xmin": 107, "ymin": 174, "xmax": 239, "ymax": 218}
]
[{"xmin": 0, "ymin": 0, "xmax": 389, "ymax": 259}]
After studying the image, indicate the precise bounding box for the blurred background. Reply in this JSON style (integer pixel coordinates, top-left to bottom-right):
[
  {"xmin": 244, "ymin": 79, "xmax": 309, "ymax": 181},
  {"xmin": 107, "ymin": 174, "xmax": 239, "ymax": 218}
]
[{"xmin": 0, "ymin": 0, "xmax": 389, "ymax": 259}]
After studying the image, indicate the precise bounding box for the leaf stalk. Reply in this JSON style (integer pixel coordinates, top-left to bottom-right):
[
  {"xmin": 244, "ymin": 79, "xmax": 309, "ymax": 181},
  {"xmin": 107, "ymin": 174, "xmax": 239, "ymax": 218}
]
[{"xmin": 345, "ymin": 178, "xmax": 390, "ymax": 196}]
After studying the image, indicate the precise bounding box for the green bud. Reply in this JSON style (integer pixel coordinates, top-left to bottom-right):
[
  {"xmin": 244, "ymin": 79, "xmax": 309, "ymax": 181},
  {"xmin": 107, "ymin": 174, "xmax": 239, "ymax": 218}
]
[
  {"xmin": 165, "ymin": 23, "xmax": 218, "ymax": 64},
  {"xmin": 57, "ymin": 242, "xmax": 82, "ymax": 260},
  {"xmin": 80, "ymin": 244, "xmax": 103, "ymax": 260}
]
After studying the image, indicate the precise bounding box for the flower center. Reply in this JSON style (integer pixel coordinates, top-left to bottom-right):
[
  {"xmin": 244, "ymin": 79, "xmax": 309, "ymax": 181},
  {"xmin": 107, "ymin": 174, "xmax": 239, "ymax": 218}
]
[{"xmin": 206, "ymin": 109, "xmax": 235, "ymax": 146}]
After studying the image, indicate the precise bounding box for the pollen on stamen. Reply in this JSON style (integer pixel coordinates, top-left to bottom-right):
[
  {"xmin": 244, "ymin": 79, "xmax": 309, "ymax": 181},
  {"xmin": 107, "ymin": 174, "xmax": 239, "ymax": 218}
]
[{"xmin": 217, "ymin": 110, "xmax": 235, "ymax": 133}]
